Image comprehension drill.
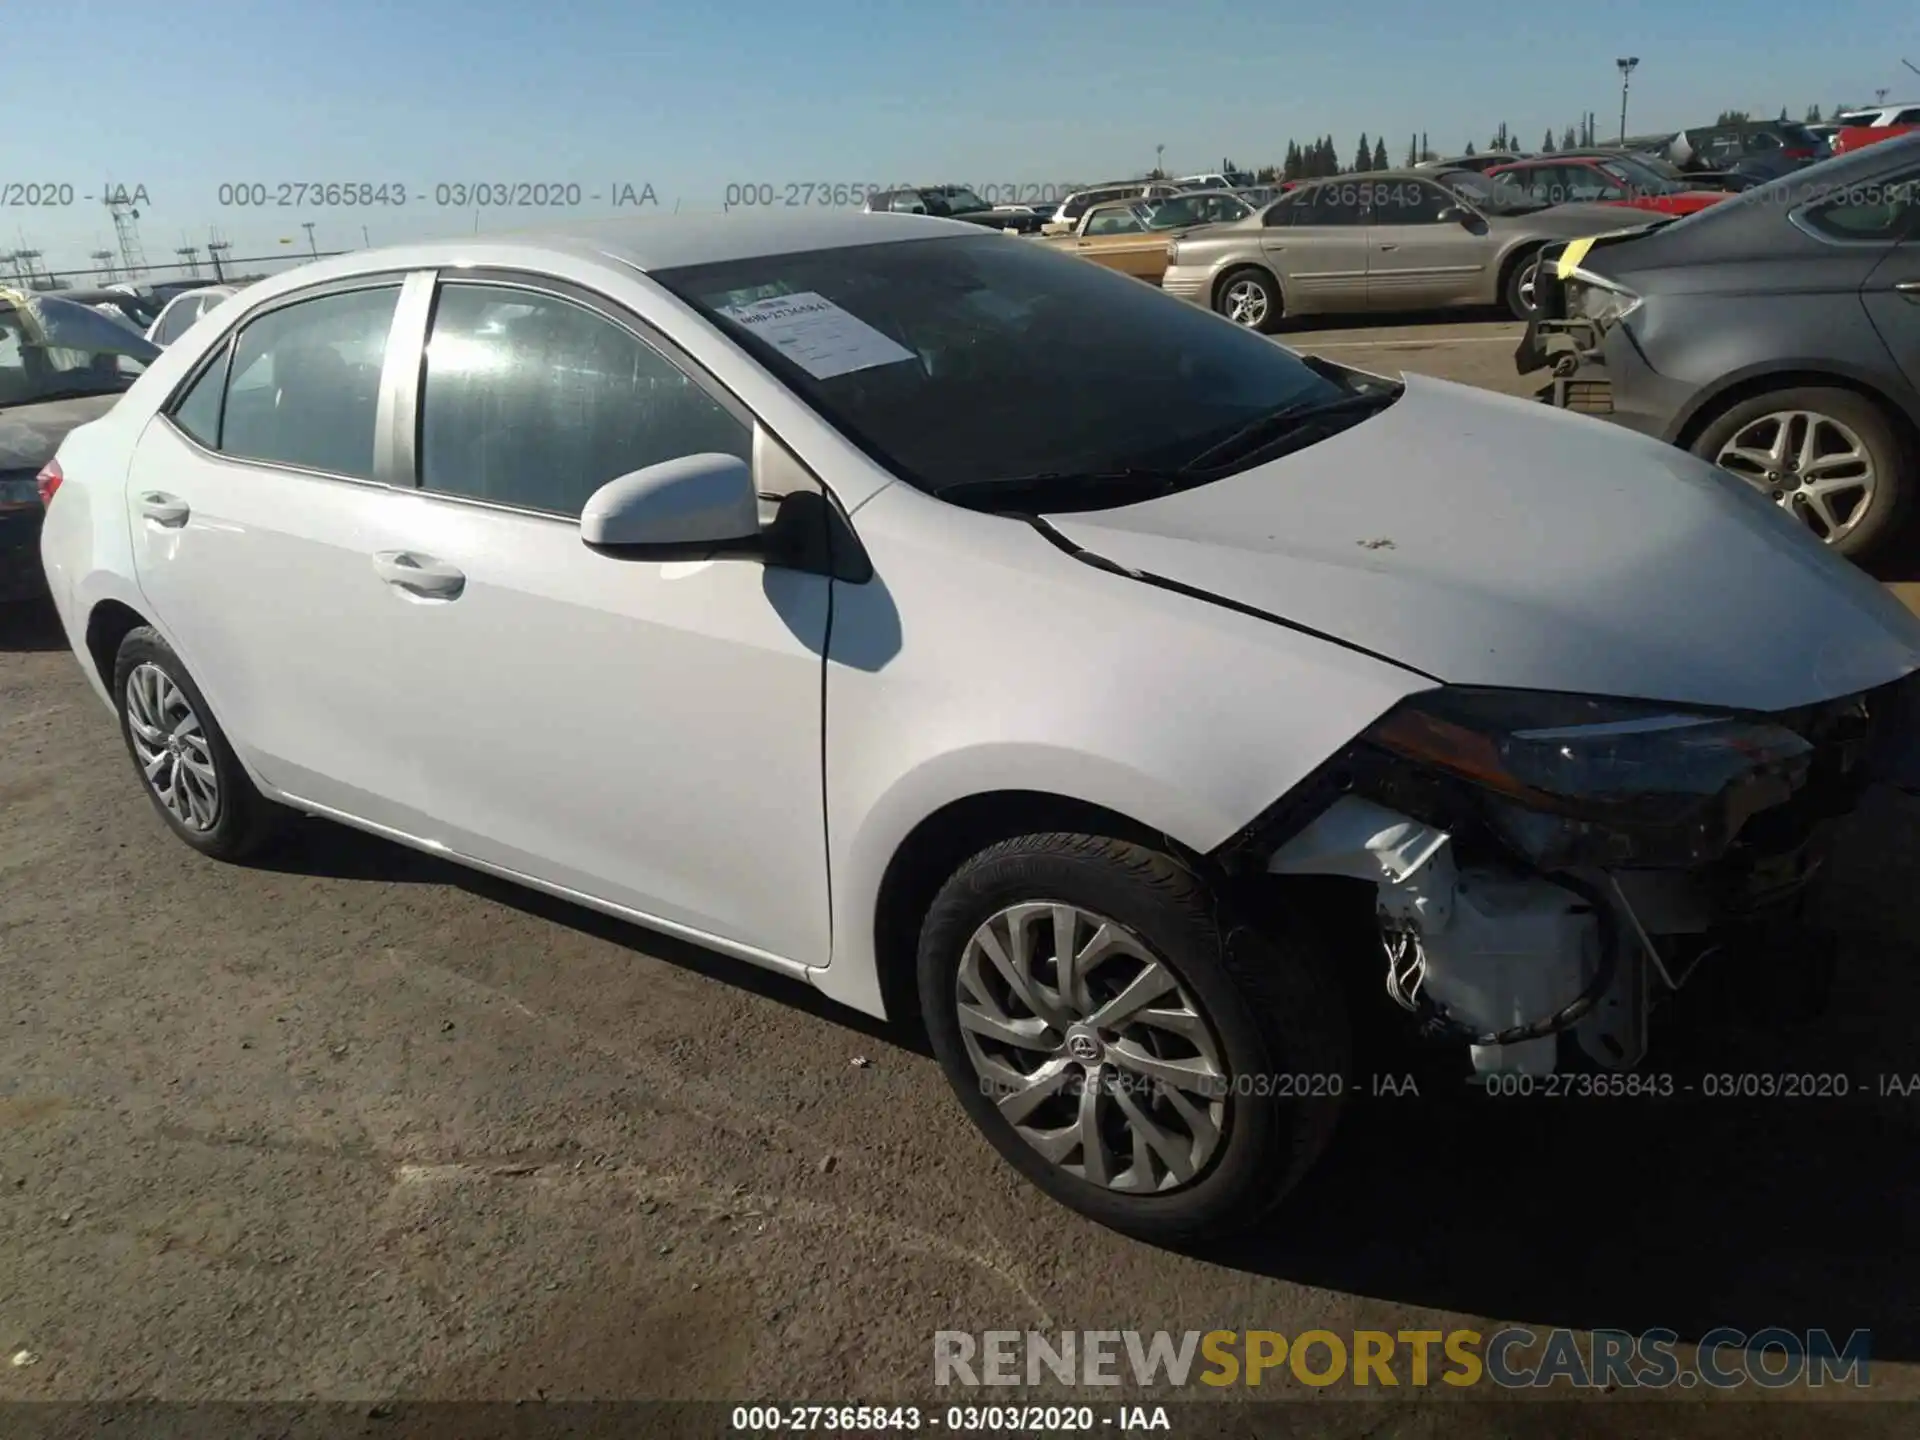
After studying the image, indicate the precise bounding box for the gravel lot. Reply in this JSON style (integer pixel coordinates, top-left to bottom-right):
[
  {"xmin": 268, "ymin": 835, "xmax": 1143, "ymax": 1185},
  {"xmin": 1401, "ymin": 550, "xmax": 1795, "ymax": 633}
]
[{"xmin": 4, "ymin": 313, "xmax": 1918, "ymax": 1435}]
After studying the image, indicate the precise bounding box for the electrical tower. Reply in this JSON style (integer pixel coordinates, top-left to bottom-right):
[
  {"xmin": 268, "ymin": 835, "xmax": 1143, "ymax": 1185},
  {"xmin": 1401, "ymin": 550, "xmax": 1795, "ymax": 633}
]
[
  {"xmin": 13, "ymin": 249, "xmax": 43, "ymax": 290},
  {"xmin": 91, "ymin": 249, "xmax": 118, "ymax": 283},
  {"xmin": 207, "ymin": 239, "xmax": 232, "ymax": 283},
  {"xmin": 107, "ymin": 188, "xmax": 149, "ymax": 279},
  {"xmin": 176, "ymin": 245, "xmax": 202, "ymax": 279}
]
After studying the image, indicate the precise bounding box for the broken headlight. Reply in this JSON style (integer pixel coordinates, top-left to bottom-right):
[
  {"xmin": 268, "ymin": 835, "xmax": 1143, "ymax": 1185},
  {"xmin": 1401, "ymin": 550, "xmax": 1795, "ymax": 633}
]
[
  {"xmin": 1564, "ymin": 268, "xmax": 1642, "ymax": 328},
  {"xmin": 1364, "ymin": 688, "xmax": 1812, "ymax": 868}
]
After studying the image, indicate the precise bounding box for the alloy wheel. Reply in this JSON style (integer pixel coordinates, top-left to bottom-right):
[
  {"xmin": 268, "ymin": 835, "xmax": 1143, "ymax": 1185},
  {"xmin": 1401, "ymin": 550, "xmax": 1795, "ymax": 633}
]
[
  {"xmin": 125, "ymin": 662, "xmax": 221, "ymax": 832},
  {"xmin": 1515, "ymin": 259, "xmax": 1540, "ymax": 313},
  {"xmin": 1714, "ymin": 409, "xmax": 1877, "ymax": 546},
  {"xmin": 1221, "ymin": 278, "xmax": 1269, "ymax": 328},
  {"xmin": 954, "ymin": 902, "xmax": 1228, "ymax": 1193}
]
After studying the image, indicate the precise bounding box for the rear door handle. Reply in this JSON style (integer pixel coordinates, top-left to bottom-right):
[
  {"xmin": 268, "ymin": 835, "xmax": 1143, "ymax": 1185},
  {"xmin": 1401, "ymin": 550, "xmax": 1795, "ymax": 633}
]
[
  {"xmin": 138, "ymin": 492, "xmax": 190, "ymax": 527},
  {"xmin": 371, "ymin": 550, "xmax": 466, "ymax": 599},
  {"xmin": 1895, "ymin": 279, "xmax": 1920, "ymax": 301}
]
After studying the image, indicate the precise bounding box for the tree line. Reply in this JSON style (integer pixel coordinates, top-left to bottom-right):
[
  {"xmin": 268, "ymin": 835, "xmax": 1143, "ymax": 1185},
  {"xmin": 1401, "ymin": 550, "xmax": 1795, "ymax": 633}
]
[{"xmin": 1202, "ymin": 102, "xmax": 1867, "ymax": 184}]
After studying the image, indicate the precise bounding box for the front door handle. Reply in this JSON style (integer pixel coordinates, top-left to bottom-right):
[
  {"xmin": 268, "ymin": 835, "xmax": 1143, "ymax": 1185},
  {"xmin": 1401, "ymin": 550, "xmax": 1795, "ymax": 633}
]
[
  {"xmin": 1378, "ymin": 243, "xmax": 1399, "ymax": 251},
  {"xmin": 138, "ymin": 492, "xmax": 190, "ymax": 527},
  {"xmin": 371, "ymin": 550, "xmax": 466, "ymax": 599},
  {"xmin": 1895, "ymin": 279, "xmax": 1920, "ymax": 302}
]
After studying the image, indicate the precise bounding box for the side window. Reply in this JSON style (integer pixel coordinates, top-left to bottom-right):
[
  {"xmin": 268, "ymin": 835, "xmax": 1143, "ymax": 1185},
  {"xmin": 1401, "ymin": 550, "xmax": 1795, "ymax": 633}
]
[
  {"xmin": 214, "ymin": 286, "xmax": 398, "ymax": 480},
  {"xmin": 1291, "ymin": 184, "xmax": 1367, "ymax": 226},
  {"xmin": 1368, "ymin": 181, "xmax": 1452, "ymax": 224},
  {"xmin": 418, "ymin": 284, "xmax": 752, "ymax": 518},
  {"xmin": 1896, "ymin": 109, "xmax": 1920, "ymax": 125},
  {"xmin": 1799, "ymin": 171, "xmax": 1920, "ymax": 241},
  {"xmin": 1084, "ymin": 210, "xmax": 1144, "ymax": 236},
  {"xmin": 1261, "ymin": 194, "xmax": 1299, "ymax": 227},
  {"xmin": 156, "ymin": 299, "xmax": 199, "ymax": 345},
  {"xmin": 889, "ymin": 192, "xmax": 928, "ymax": 214},
  {"xmin": 1747, "ymin": 129, "xmax": 1781, "ymax": 152},
  {"xmin": 168, "ymin": 342, "xmax": 230, "ymax": 447}
]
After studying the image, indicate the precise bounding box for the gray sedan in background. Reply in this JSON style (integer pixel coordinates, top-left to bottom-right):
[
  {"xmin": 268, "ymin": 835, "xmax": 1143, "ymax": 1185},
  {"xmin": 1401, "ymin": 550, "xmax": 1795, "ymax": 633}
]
[
  {"xmin": 1521, "ymin": 135, "xmax": 1920, "ymax": 563},
  {"xmin": 1159, "ymin": 169, "xmax": 1643, "ymax": 330}
]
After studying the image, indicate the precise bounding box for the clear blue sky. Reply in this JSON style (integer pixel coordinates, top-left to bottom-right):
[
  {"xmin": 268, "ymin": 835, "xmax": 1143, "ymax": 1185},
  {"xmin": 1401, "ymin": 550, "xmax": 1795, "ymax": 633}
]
[{"xmin": 6, "ymin": 0, "xmax": 1917, "ymax": 273}]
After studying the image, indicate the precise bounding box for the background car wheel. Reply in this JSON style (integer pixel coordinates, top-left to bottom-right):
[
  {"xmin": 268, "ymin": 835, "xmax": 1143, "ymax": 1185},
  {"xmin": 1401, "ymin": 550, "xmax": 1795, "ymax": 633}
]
[
  {"xmin": 1504, "ymin": 248, "xmax": 1544, "ymax": 319},
  {"xmin": 112, "ymin": 626, "xmax": 287, "ymax": 862},
  {"xmin": 917, "ymin": 832, "xmax": 1349, "ymax": 1243},
  {"xmin": 1690, "ymin": 386, "xmax": 1908, "ymax": 562},
  {"xmin": 1213, "ymin": 267, "xmax": 1284, "ymax": 334}
]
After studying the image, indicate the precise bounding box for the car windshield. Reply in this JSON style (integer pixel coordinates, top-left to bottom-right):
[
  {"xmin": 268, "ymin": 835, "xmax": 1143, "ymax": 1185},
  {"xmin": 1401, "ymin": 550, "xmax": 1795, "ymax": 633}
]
[
  {"xmin": 1439, "ymin": 170, "xmax": 1548, "ymax": 213},
  {"xmin": 0, "ymin": 299, "xmax": 150, "ymax": 408},
  {"xmin": 654, "ymin": 233, "xmax": 1357, "ymax": 500}
]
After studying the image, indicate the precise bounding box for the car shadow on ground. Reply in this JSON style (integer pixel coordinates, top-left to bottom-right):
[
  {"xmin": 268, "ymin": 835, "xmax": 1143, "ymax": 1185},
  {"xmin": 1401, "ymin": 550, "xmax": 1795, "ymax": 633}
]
[
  {"xmin": 253, "ymin": 816, "xmax": 929, "ymax": 1059},
  {"xmin": 256, "ymin": 791, "xmax": 1917, "ymax": 1357},
  {"xmin": 0, "ymin": 597, "xmax": 66, "ymax": 652}
]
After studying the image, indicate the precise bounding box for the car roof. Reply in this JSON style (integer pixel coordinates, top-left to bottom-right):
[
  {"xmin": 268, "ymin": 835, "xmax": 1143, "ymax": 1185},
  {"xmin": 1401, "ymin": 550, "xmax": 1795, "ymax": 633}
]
[{"xmin": 353, "ymin": 211, "xmax": 985, "ymax": 277}]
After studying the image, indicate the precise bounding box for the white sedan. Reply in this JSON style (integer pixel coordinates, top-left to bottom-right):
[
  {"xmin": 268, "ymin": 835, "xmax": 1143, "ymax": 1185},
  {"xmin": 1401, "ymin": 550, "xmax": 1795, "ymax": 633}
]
[{"xmin": 37, "ymin": 212, "xmax": 1920, "ymax": 1241}]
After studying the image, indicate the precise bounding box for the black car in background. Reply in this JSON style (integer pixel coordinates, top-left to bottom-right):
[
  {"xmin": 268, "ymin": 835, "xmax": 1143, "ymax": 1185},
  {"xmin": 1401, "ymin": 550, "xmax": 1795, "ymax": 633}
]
[
  {"xmin": 1, "ymin": 294, "xmax": 160, "ymax": 602},
  {"xmin": 1518, "ymin": 135, "xmax": 1920, "ymax": 564},
  {"xmin": 861, "ymin": 186, "xmax": 1050, "ymax": 234}
]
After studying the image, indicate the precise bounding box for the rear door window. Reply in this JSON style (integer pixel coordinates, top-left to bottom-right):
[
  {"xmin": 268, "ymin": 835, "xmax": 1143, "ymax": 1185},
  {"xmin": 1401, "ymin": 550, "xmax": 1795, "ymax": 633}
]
[{"xmin": 214, "ymin": 286, "xmax": 399, "ymax": 480}]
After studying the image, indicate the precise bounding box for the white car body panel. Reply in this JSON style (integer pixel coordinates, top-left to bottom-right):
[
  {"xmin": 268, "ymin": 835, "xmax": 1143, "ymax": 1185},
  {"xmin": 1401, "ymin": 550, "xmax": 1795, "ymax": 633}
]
[
  {"xmin": 1045, "ymin": 376, "xmax": 1920, "ymax": 712},
  {"xmin": 811, "ymin": 481, "xmax": 1431, "ymax": 1015}
]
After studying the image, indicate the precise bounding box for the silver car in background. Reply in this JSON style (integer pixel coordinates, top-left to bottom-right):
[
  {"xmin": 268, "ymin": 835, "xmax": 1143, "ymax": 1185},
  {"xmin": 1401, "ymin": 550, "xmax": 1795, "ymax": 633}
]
[{"xmin": 1160, "ymin": 169, "xmax": 1647, "ymax": 331}]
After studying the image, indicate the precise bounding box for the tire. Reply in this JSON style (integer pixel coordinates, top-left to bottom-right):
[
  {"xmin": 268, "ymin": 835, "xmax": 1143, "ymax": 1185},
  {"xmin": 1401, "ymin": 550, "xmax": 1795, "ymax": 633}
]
[
  {"xmin": 1688, "ymin": 386, "xmax": 1909, "ymax": 563},
  {"xmin": 112, "ymin": 626, "xmax": 287, "ymax": 861},
  {"xmin": 1213, "ymin": 267, "xmax": 1284, "ymax": 334},
  {"xmin": 917, "ymin": 833, "xmax": 1350, "ymax": 1243},
  {"xmin": 1503, "ymin": 247, "xmax": 1544, "ymax": 320}
]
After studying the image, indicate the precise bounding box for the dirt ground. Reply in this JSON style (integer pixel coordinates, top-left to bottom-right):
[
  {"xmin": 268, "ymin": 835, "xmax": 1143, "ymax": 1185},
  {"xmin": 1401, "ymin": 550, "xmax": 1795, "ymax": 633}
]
[{"xmin": 4, "ymin": 313, "xmax": 1919, "ymax": 1437}]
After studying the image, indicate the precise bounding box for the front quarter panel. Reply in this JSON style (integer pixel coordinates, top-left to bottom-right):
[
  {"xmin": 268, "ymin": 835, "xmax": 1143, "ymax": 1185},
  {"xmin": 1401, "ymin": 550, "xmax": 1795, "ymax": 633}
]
[{"xmin": 813, "ymin": 481, "xmax": 1433, "ymax": 1017}]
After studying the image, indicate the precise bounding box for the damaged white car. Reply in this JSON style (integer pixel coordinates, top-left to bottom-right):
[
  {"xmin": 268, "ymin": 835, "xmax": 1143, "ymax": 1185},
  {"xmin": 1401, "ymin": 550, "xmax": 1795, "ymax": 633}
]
[{"xmin": 39, "ymin": 213, "xmax": 1920, "ymax": 1242}]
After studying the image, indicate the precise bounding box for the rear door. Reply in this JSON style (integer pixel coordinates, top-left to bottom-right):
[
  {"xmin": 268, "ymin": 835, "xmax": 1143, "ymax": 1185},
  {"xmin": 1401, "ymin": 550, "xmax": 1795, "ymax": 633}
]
[
  {"xmin": 1840, "ymin": 169, "xmax": 1920, "ymax": 392},
  {"xmin": 124, "ymin": 273, "xmax": 447, "ymax": 837},
  {"xmin": 1073, "ymin": 206, "xmax": 1170, "ymax": 281},
  {"xmin": 1260, "ymin": 182, "xmax": 1369, "ymax": 312}
]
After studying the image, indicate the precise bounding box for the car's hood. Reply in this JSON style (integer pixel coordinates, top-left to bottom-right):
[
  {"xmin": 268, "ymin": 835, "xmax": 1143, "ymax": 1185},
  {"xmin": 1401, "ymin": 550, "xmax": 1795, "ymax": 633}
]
[
  {"xmin": 0, "ymin": 392, "xmax": 122, "ymax": 471},
  {"xmin": 1043, "ymin": 376, "xmax": 1920, "ymax": 712}
]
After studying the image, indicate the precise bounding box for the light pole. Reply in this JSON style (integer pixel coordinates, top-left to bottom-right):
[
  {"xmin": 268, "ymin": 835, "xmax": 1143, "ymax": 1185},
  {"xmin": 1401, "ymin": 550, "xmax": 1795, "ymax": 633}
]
[
  {"xmin": 302, "ymin": 221, "xmax": 317, "ymax": 256},
  {"xmin": 1154, "ymin": 142, "xmax": 1164, "ymax": 178},
  {"xmin": 1616, "ymin": 57, "xmax": 1640, "ymax": 144}
]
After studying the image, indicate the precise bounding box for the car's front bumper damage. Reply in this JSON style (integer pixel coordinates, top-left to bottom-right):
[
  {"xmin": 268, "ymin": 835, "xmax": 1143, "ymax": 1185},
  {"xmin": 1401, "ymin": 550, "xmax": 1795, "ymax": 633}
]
[{"xmin": 1215, "ymin": 674, "xmax": 1915, "ymax": 1077}]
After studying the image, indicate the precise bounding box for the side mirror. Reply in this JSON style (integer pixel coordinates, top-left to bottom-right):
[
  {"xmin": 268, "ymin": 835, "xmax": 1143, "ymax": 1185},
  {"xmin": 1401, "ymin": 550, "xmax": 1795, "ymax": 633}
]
[{"xmin": 580, "ymin": 453, "xmax": 761, "ymax": 556}]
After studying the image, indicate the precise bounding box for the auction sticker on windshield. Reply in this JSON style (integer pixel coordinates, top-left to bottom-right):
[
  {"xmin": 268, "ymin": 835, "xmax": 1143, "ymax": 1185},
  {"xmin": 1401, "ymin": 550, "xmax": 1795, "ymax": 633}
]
[{"xmin": 719, "ymin": 291, "xmax": 916, "ymax": 379}]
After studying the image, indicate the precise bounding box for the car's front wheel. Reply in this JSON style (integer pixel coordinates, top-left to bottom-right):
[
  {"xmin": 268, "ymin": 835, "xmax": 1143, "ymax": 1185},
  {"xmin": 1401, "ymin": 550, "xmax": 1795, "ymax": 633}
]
[
  {"xmin": 112, "ymin": 626, "xmax": 287, "ymax": 861},
  {"xmin": 1690, "ymin": 386, "xmax": 1908, "ymax": 562},
  {"xmin": 917, "ymin": 833, "xmax": 1349, "ymax": 1242},
  {"xmin": 1213, "ymin": 267, "xmax": 1284, "ymax": 333}
]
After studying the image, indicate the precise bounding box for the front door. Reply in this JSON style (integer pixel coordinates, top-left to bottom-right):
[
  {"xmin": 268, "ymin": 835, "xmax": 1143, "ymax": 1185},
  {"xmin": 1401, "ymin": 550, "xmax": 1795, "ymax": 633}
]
[
  {"xmin": 125, "ymin": 278, "xmax": 447, "ymax": 838},
  {"xmin": 1365, "ymin": 178, "xmax": 1494, "ymax": 309},
  {"xmin": 368, "ymin": 277, "xmax": 833, "ymax": 969}
]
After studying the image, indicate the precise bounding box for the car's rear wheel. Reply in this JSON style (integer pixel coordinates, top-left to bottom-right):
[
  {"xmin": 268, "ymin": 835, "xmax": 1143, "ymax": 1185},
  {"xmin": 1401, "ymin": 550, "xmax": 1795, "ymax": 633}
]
[
  {"xmin": 1214, "ymin": 267, "xmax": 1283, "ymax": 333},
  {"xmin": 113, "ymin": 626, "xmax": 287, "ymax": 861},
  {"xmin": 1690, "ymin": 386, "xmax": 1908, "ymax": 562},
  {"xmin": 917, "ymin": 833, "xmax": 1349, "ymax": 1242}
]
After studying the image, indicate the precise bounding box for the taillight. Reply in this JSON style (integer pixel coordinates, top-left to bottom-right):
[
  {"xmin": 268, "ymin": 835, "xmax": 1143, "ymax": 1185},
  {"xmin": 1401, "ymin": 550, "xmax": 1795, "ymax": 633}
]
[{"xmin": 37, "ymin": 457, "xmax": 63, "ymax": 506}]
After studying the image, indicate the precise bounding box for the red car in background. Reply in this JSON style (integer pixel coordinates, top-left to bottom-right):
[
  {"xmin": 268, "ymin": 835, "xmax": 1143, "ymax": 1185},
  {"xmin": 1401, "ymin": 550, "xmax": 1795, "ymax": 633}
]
[{"xmin": 1487, "ymin": 154, "xmax": 1731, "ymax": 216}]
